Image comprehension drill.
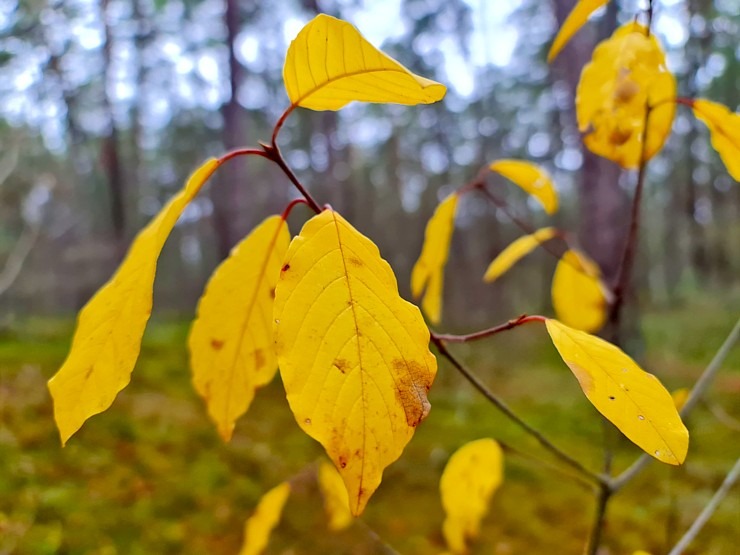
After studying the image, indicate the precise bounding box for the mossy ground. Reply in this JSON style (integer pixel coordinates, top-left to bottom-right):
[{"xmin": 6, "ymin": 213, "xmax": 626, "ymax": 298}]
[{"xmin": 1, "ymin": 299, "xmax": 738, "ymax": 554}]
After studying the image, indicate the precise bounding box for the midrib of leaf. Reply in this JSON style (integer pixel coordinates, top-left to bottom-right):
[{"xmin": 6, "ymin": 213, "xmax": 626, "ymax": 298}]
[
  {"xmin": 557, "ymin": 325, "xmax": 679, "ymax": 459},
  {"xmin": 220, "ymin": 219, "xmax": 285, "ymax": 432},
  {"xmin": 331, "ymin": 211, "xmax": 367, "ymax": 510}
]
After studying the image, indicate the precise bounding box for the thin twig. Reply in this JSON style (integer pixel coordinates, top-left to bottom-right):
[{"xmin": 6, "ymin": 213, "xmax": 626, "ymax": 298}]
[
  {"xmin": 0, "ymin": 224, "xmax": 40, "ymax": 298},
  {"xmin": 431, "ymin": 314, "xmax": 543, "ymax": 343},
  {"xmin": 430, "ymin": 335, "xmax": 607, "ymax": 486},
  {"xmin": 666, "ymin": 457, "xmax": 740, "ymax": 555},
  {"xmin": 584, "ymin": 483, "xmax": 612, "ymax": 555},
  {"xmin": 610, "ymin": 317, "xmax": 740, "ymax": 492}
]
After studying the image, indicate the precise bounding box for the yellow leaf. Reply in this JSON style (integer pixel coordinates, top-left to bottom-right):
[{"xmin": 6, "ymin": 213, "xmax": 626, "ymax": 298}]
[
  {"xmin": 284, "ymin": 14, "xmax": 446, "ymax": 111},
  {"xmin": 188, "ymin": 215, "xmax": 290, "ymax": 442},
  {"xmin": 410, "ymin": 193, "xmax": 458, "ymax": 324},
  {"xmin": 576, "ymin": 22, "xmax": 676, "ymax": 168},
  {"xmin": 671, "ymin": 387, "xmax": 690, "ymax": 412},
  {"xmin": 551, "ymin": 249, "xmax": 607, "ymax": 333},
  {"xmin": 483, "ymin": 227, "xmax": 558, "ymax": 283},
  {"xmin": 545, "ymin": 319, "xmax": 689, "ymax": 465},
  {"xmin": 48, "ymin": 159, "xmax": 220, "ymax": 445},
  {"xmin": 239, "ymin": 481, "xmax": 291, "ymax": 555},
  {"xmin": 692, "ymin": 99, "xmax": 740, "ymax": 181},
  {"xmin": 318, "ymin": 461, "xmax": 353, "ymax": 531},
  {"xmin": 440, "ymin": 439, "xmax": 503, "ymax": 554},
  {"xmin": 547, "ymin": 0, "xmax": 609, "ymax": 62},
  {"xmin": 489, "ymin": 159, "xmax": 559, "ymax": 214},
  {"xmin": 274, "ymin": 209, "xmax": 437, "ymax": 515},
  {"xmin": 633, "ymin": 551, "xmax": 653, "ymax": 555}
]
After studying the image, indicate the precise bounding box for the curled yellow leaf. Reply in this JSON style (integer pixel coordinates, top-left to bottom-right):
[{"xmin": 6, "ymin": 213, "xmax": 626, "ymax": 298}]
[
  {"xmin": 239, "ymin": 482, "xmax": 291, "ymax": 555},
  {"xmin": 284, "ymin": 14, "xmax": 446, "ymax": 111},
  {"xmin": 692, "ymin": 99, "xmax": 740, "ymax": 181},
  {"xmin": 545, "ymin": 319, "xmax": 689, "ymax": 465},
  {"xmin": 48, "ymin": 159, "xmax": 220, "ymax": 445},
  {"xmin": 576, "ymin": 22, "xmax": 676, "ymax": 168},
  {"xmin": 551, "ymin": 249, "xmax": 607, "ymax": 333},
  {"xmin": 410, "ymin": 193, "xmax": 458, "ymax": 324},
  {"xmin": 188, "ymin": 215, "xmax": 290, "ymax": 442},
  {"xmin": 489, "ymin": 160, "xmax": 559, "ymax": 214},
  {"xmin": 483, "ymin": 227, "xmax": 558, "ymax": 283},
  {"xmin": 274, "ymin": 209, "xmax": 437, "ymax": 516},
  {"xmin": 440, "ymin": 439, "xmax": 503, "ymax": 554},
  {"xmin": 548, "ymin": 0, "xmax": 610, "ymax": 62},
  {"xmin": 318, "ymin": 461, "xmax": 353, "ymax": 531}
]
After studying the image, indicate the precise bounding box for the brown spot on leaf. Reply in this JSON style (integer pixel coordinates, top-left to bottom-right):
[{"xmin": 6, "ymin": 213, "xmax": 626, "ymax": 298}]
[
  {"xmin": 281, "ymin": 263, "xmax": 290, "ymax": 272},
  {"xmin": 254, "ymin": 349, "xmax": 265, "ymax": 369},
  {"xmin": 211, "ymin": 339, "xmax": 224, "ymax": 350},
  {"xmin": 567, "ymin": 362, "xmax": 595, "ymax": 394},
  {"xmin": 84, "ymin": 367, "xmax": 93, "ymax": 380},
  {"xmin": 270, "ymin": 287, "xmax": 276, "ymax": 299},
  {"xmin": 333, "ymin": 358, "xmax": 350, "ymax": 374},
  {"xmin": 338, "ymin": 456, "xmax": 347, "ymax": 469},
  {"xmin": 391, "ymin": 359, "xmax": 433, "ymax": 427},
  {"xmin": 347, "ymin": 256, "xmax": 363, "ymax": 267}
]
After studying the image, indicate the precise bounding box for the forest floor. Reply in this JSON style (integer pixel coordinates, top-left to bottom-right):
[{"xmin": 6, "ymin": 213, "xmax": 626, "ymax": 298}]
[{"xmin": 1, "ymin": 297, "xmax": 739, "ymax": 555}]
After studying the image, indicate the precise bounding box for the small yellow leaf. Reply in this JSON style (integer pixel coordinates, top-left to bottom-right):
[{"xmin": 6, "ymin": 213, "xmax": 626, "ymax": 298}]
[
  {"xmin": 410, "ymin": 193, "xmax": 458, "ymax": 324},
  {"xmin": 692, "ymin": 99, "xmax": 740, "ymax": 181},
  {"xmin": 547, "ymin": 0, "xmax": 609, "ymax": 62},
  {"xmin": 440, "ymin": 439, "xmax": 504, "ymax": 554},
  {"xmin": 189, "ymin": 215, "xmax": 290, "ymax": 442},
  {"xmin": 551, "ymin": 249, "xmax": 607, "ymax": 333},
  {"xmin": 274, "ymin": 209, "xmax": 437, "ymax": 516},
  {"xmin": 489, "ymin": 160, "xmax": 559, "ymax": 214},
  {"xmin": 483, "ymin": 227, "xmax": 558, "ymax": 283},
  {"xmin": 239, "ymin": 482, "xmax": 291, "ymax": 555},
  {"xmin": 48, "ymin": 159, "xmax": 221, "ymax": 445},
  {"xmin": 318, "ymin": 461, "xmax": 354, "ymax": 531},
  {"xmin": 284, "ymin": 14, "xmax": 446, "ymax": 111},
  {"xmin": 545, "ymin": 319, "xmax": 689, "ymax": 464},
  {"xmin": 671, "ymin": 387, "xmax": 690, "ymax": 412},
  {"xmin": 576, "ymin": 22, "xmax": 676, "ymax": 168}
]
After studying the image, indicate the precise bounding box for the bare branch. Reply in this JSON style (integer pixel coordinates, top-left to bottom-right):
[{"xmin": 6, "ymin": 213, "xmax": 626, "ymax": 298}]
[{"xmin": 0, "ymin": 224, "xmax": 40, "ymax": 298}]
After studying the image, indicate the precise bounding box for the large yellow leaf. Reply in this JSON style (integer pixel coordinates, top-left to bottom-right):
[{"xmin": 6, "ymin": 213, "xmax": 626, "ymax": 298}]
[
  {"xmin": 489, "ymin": 160, "xmax": 559, "ymax": 214},
  {"xmin": 274, "ymin": 209, "xmax": 437, "ymax": 516},
  {"xmin": 48, "ymin": 159, "xmax": 220, "ymax": 445},
  {"xmin": 318, "ymin": 461, "xmax": 353, "ymax": 531},
  {"xmin": 483, "ymin": 227, "xmax": 558, "ymax": 283},
  {"xmin": 440, "ymin": 438, "xmax": 503, "ymax": 554},
  {"xmin": 692, "ymin": 99, "xmax": 740, "ymax": 181},
  {"xmin": 547, "ymin": 0, "xmax": 610, "ymax": 62},
  {"xmin": 188, "ymin": 215, "xmax": 290, "ymax": 442},
  {"xmin": 410, "ymin": 193, "xmax": 458, "ymax": 324},
  {"xmin": 284, "ymin": 14, "xmax": 446, "ymax": 111},
  {"xmin": 545, "ymin": 319, "xmax": 689, "ymax": 464},
  {"xmin": 551, "ymin": 249, "xmax": 607, "ymax": 333},
  {"xmin": 239, "ymin": 481, "xmax": 291, "ymax": 555},
  {"xmin": 576, "ymin": 22, "xmax": 676, "ymax": 168}
]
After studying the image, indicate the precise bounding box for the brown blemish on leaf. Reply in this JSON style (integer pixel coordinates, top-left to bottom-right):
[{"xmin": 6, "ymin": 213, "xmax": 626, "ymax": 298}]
[
  {"xmin": 211, "ymin": 338, "xmax": 224, "ymax": 350},
  {"xmin": 254, "ymin": 349, "xmax": 265, "ymax": 369},
  {"xmin": 281, "ymin": 263, "xmax": 290, "ymax": 272},
  {"xmin": 347, "ymin": 256, "xmax": 363, "ymax": 267},
  {"xmin": 270, "ymin": 287, "xmax": 276, "ymax": 299},
  {"xmin": 567, "ymin": 361, "xmax": 595, "ymax": 394},
  {"xmin": 333, "ymin": 358, "xmax": 350, "ymax": 374},
  {"xmin": 391, "ymin": 359, "xmax": 432, "ymax": 427},
  {"xmin": 338, "ymin": 456, "xmax": 347, "ymax": 469}
]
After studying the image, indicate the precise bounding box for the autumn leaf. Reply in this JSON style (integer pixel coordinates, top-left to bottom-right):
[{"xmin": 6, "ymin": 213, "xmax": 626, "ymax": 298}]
[
  {"xmin": 239, "ymin": 482, "xmax": 291, "ymax": 555},
  {"xmin": 551, "ymin": 249, "xmax": 607, "ymax": 333},
  {"xmin": 671, "ymin": 388, "xmax": 690, "ymax": 412},
  {"xmin": 547, "ymin": 0, "xmax": 609, "ymax": 62},
  {"xmin": 483, "ymin": 227, "xmax": 558, "ymax": 283},
  {"xmin": 545, "ymin": 319, "xmax": 689, "ymax": 464},
  {"xmin": 576, "ymin": 22, "xmax": 676, "ymax": 168},
  {"xmin": 188, "ymin": 215, "xmax": 290, "ymax": 442},
  {"xmin": 318, "ymin": 461, "xmax": 353, "ymax": 531},
  {"xmin": 274, "ymin": 209, "xmax": 437, "ymax": 516},
  {"xmin": 489, "ymin": 159, "xmax": 559, "ymax": 214},
  {"xmin": 284, "ymin": 14, "xmax": 446, "ymax": 110},
  {"xmin": 48, "ymin": 159, "xmax": 221, "ymax": 445},
  {"xmin": 440, "ymin": 439, "xmax": 504, "ymax": 554},
  {"xmin": 691, "ymin": 99, "xmax": 740, "ymax": 181},
  {"xmin": 410, "ymin": 193, "xmax": 458, "ymax": 324}
]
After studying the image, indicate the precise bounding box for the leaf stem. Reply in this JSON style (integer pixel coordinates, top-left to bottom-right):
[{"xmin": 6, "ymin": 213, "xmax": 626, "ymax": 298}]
[
  {"xmin": 610, "ymin": 317, "xmax": 740, "ymax": 492},
  {"xmin": 280, "ymin": 198, "xmax": 310, "ymax": 221},
  {"xmin": 431, "ymin": 314, "xmax": 545, "ymax": 343},
  {"xmin": 584, "ymin": 482, "xmax": 612, "ymax": 555},
  {"xmin": 666, "ymin": 456, "xmax": 740, "ymax": 555},
  {"xmin": 430, "ymin": 335, "xmax": 607, "ymax": 486}
]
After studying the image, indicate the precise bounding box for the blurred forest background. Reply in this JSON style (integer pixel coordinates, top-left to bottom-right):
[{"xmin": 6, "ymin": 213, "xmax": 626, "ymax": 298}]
[
  {"xmin": 1, "ymin": 0, "xmax": 740, "ymax": 554},
  {"xmin": 0, "ymin": 0, "xmax": 738, "ymax": 326}
]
